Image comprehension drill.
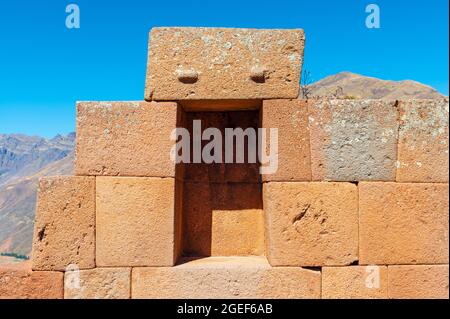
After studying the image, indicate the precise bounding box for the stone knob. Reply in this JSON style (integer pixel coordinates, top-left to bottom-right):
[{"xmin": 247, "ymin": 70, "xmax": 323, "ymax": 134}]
[
  {"xmin": 176, "ymin": 69, "xmax": 199, "ymax": 84},
  {"xmin": 250, "ymin": 67, "xmax": 267, "ymax": 83}
]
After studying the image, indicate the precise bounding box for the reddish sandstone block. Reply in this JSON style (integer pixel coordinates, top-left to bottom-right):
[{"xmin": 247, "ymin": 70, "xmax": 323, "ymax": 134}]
[
  {"xmin": 388, "ymin": 265, "xmax": 449, "ymax": 299},
  {"xmin": 397, "ymin": 99, "xmax": 449, "ymax": 182},
  {"xmin": 309, "ymin": 99, "xmax": 398, "ymax": 181},
  {"xmin": 183, "ymin": 182, "xmax": 264, "ymax": 257},
  {"xmin": 96, "ymin": 177, "xmax": 180, "ymax": 267},
  {"xmin": 322, "ymin": 266, "xmax": 388, "ymax": 299},
  {"xmin": 64, "ymin": 268, "xmax": 131, "ymax": 299},
  {"xmin": 0, "ymin": 266, "xmax": 63, "ymax": 299},
  {"xmin": 261, "ymin": 99, "xmax": 311, "ymax": 181},
  {"xmin": 359, "ymin": 182, "xmax": 449, "ymax": 265},
  {"xmin": 75, "ymin": 101, "xmax": 180, "ymax": 177},
  {"xmin": 32, "ymin": 177, "xmax": 95, "ymax": 271},
  {"xmin": 263, "ymin": 182, "xmax": 358, "ymax": 266},
  {"xmin": 132, "ymin": 257, "xmax": 320, "ymax": 299},
  {"xmin": 145, "ymin": 27, "xmax": 305, "ymax": 101}
]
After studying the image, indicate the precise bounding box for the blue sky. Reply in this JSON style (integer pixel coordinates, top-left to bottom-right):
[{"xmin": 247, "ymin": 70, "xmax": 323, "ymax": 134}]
[{"xmin": 0, "ymin": 0, "xmax": 448, "ymax": 138}]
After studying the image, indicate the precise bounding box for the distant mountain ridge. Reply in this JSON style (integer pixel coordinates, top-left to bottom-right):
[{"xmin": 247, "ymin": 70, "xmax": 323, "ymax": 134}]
[
  {"xmin": 0, "ymin": 133, "xmax": 75, "ymax": 256},
  {"xmin": 0, "ymin": 133, "xmax": 75, "ymax": 187},
  {"xmin": 307, "ymin": 71, "xmax": 446, "ymax": 100}
]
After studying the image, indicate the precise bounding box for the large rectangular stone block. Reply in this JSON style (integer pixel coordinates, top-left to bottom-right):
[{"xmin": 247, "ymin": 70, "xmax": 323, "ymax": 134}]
[
  {"xmin": 263, "ymin": 182, "xmax": 358, "ymax": 266},
  {"xmin": 397, "ymin": 99, "xmax": 449, "ymax": 182},
  {"xmin": 309, "ymin": 99, "xmax": 398, "ymax": 181},
  {"xmin": 322, "ymin": 266, "xmax": 388, "ymax": 299},
  {"xmin": 32, "ymin": 176, "xmax": 95, "ymax": 271},
  {"xmin": 76, "ymin": 101, "xmax": 180, "ymax": 177},
  {"xmin": 0, "ymin": 266, "xmax": 63, "ymax": 299},
  {"xmin": 64, "ymin": 268, "xmax": 131, "ymax": 299},
  {"xmin": 132, "ymin": 257, "xmax": 320, "ymax": 299},
  {"xmin": 359, "ymin": 182, "xmax": 449, "ymax": 265},
  {"xmin": 183, "ymin": 182, "xmax": 264, "ymax": 257},
  {"xmin": 145, "ymin": 27, "xmax": 305, "ymax": 101},
  {"xmin": 261, "ymin": 99, "xmax": 311, "ymax": 181},
  {"xmin": 388, "ymin": 265, "xmax": 449, "ymax": 299},
  {"xmin": 96, "ymin": 177, "xmax": 180, "ymax": 267}
]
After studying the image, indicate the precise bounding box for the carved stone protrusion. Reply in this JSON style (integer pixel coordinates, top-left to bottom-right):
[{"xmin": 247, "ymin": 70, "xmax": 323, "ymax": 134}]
[
  {"xmin": 176, "ymin": 69, "xmax": 199, "ymax": 84},
  {"xmin": 250, "ymin": 66, "xmax": 268, "ymax": 83}
]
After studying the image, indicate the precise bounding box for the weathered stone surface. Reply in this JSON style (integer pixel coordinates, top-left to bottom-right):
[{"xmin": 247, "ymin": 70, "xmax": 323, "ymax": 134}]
[
  {"xmin": 65, "ymin": 268, "xmax": 131, "ymax": 299},
  {"xmin": 0, "ymin": 265, "xmax": 63, "ymax": 299},
  {"xmin": 183, "ymin": 110, "xmax": 260, "ymax": 183},
  {"xmin": 397, "ymin": 99, "xmax": 449, "ymax": 182},
  {"xmin": 261, "ymin": 99, "xmax": 311, "ymax": 181},
  {"xmin": 132, "ymin": 257, "xmax": 320, "ymax": 299},
  {"xmin": 32, "ymin": 177, "xmax": 95, "ymax": 271},
  {"xmin": 180, "ymin": 99, "xmax": 262, "ymax": 112},
  {"xmin": 183, "ymin": 182, "xmax": 264, "ymax": 257},
  {"xmin": 145, "ymin": 27, "xmax": 305, "ymax": 101},
  {"xmin": 388, "ymin": 265, "xmax": 449, "ymax": 299},
  {"xmin": 263, "ymin": 182, "xmax": 358, "ymax": 266},
  {"xmin": 359, "ymin": 182, "xmax": 449, "ymax": 265},
  {"xmin": 309, "ymin": 99, "xmax": 398, "ymax": 181},
  {"xmin": 322, "ymin": 266, "xmax": 388, "ymax": 299},
  {"xmin": 75, "ymin": 101, "xmax": 180, "ymax": 177},
  {"xmin": 96, "ymin": 177, "xmax": 179, "ymax": 267}
]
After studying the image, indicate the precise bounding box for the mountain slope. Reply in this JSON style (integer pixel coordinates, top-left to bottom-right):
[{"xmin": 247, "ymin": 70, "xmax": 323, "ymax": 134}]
[
  {"xmin": 0, "ymin": 133, "xmax": 75, "ymax": 187},
  {"xmin": 308, "ymin": 72, "xmax": 446, "ymax": 100}
]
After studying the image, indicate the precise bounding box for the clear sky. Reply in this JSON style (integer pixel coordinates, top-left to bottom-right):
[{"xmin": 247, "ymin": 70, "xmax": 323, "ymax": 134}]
[{"xmin": 0, "ymin": 0, "xmax": 448, "ymax": 138}]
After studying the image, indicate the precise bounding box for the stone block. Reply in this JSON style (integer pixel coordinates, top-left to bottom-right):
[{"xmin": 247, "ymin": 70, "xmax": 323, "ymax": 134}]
[
  {"xmin": 75, "ymin": 101, "xmax": 180, "ymax": 177},
  {"xmin": 96, "ymin": 177, "xmax": 179, "ymax": 267},
  {"xmin": 145, "ymin": 27, "xmax": 305, "ymax": 101},
  {"xmin": 322, "ymin": 266, "xmax": 388, "ymax": 299},
  {"xmin": 359, "ymin": 182, "xmax": 449, "ymax": 265},
  {"xmin": 397, "ymin": 99, "xmax": 449, "ymax": 182},
  {"xmin": 309, "ymin": 99, "xmax": 398, "ymax": 181},
  {"xmin": 263, "ymin": 182, "xmax": 358, "ymax": 266},
  {"xmin": 261, "ymin": 99, "xmax": 311, "ymax": 181},
  {"xmin": 388, "ymin": 265, "xmax": 449, "ymax": 299},
  {"xmin": 32, "ymin": 176, "xmax": 95, "ymax": 271},
  {"xmin": 132, "ymin": 257, "xmax": 320, "ymax": 299},
  {"xmin": 64, "ymin": 268, "xmax": 131, "ymax": 299}
]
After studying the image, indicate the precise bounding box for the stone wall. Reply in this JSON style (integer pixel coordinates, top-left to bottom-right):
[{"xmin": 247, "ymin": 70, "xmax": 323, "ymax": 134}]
[{"xmin": 0, "ymin": 27, "xmax": 448, "ymax": 299}]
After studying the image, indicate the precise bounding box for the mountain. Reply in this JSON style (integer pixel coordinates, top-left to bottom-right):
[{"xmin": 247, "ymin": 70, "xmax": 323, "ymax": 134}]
[
  {"xmin": 306, "ymin": 71, "xmax": 446, "ymax": 100},
  {"xmin": 0, "ymin": 133, "xmax": 74, "ymax": 257}
]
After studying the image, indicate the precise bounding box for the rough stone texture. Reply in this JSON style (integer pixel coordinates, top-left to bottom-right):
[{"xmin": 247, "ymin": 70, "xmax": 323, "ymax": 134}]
[
  {"xmin": 64, "ymin": 268, "xmax": 131, "ymax": 299},
  {"xmin": 0, "ymin": 266, "xmax": 63, "ymax": 299},
  {"xmin": 75, "ymin": 101, "xmax": 181, "ymax": 177},
  {"xmin": 96, "ymin": 177, "xmax": 179, "ymax": 267},
  {"xmin": 32, "ymin": 176, "xmax": 95, "ymax": 271},
  {"xmin": 145, "ymin": 27, "xmax": 305, "ymax": 101},
  {"xmin": 388, "ymin": 265, "xmax": 449, "ymax": 299},
  {"xmin": 263, "ymin": 182, "xmax": 358, "ymax": 266},
  {"xmin": 132, "ymin": 257, "xmax": 320, "ymax": 299},
  {"xmin": 183, "ymin": 110, "xmax": 260, "ymax": 183},
  {"xmin": 183, "ymin": 182, "xmax": 264, "ymax": 257},
  {"xmin": 322, "ymin": 266, "xmax": 388, "ymax": 299},
  {"xmin": 359, "ymin": 182, "xmax": 449, "ymax": 265},
  {"xmin": 309, "ymin": 99, "xmax": 398, "ymax": 181},
  {"xmin": 180, "ymin": 99, "xmax": 262, "ymax": 112},
  {"xmin": 261, "ymin": 99, "xmax": 311, "ymax": 181},
  {"xmin": 397, "ymin": 99, "xmax": 449, "ymax": 182}
]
